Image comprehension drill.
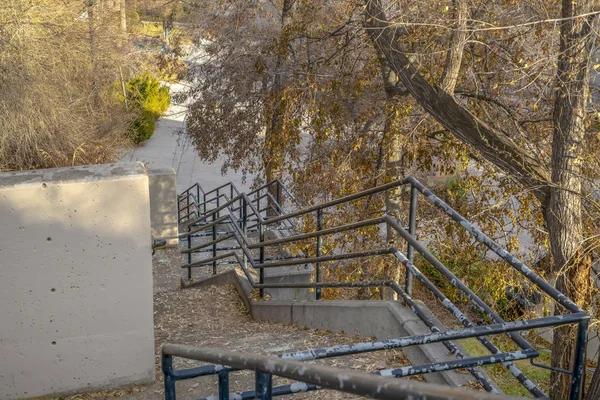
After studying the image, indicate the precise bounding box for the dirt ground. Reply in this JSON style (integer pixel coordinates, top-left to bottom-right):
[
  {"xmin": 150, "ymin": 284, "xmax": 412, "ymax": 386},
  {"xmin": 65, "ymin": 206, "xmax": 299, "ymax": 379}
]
[{"xmin": 59, "ymin": 248, "xmax": 411, "ymax": 400}]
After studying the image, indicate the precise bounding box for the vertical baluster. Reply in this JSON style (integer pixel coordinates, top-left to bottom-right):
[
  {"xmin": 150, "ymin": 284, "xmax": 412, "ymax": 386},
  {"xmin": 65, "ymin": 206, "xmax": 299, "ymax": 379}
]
[
  {"xmin": 218, "ymin": 371, "xmax": 230, "ymax": 400},
  {"xmin": 256, "ymin": 189, "xmax": 261, "ymax": 218},
  {"xmin": 212, "ymin": 212, "xmax": 217, "ymax": 275},
  {"xmin": 216, "ymin": 188, "xmax": 220, "ymax": 218},
  {"xmin": 316, "ymin": 208, "xmax": 323, "ymax": 300},
  {"xmin": 187, "ymin": 225, "xmax": 192, "ymax": 280},
  {"xmin": 405, "ymin": 184, "xmax": 418, "ymax": 296},
  {"xmin": 177, "ymin": 193, "xmax": 181, "ymax": 223},
  {"xmin": 242, "ymin": 197, "xmax": 248, "ymax": 269},
  {"xmin": 196, "ymin": 184, "xmax": 201, "ymax": 217},
  {"xmin": 259, "ymin": 220, "xmax": 265, "ymax": 298},
  {"xmin": 569, "ymin": 319, "xmax": 589, "ymax": 400},
  {"xmin": 239, "ymin": 196, "xmax": 243, "ymax": 228},
  {"xmin": 255, "ymin": 371, "xmax": 272, "ymax": 400},
  {"xmin": 186, "ymin": 190, "xmax": 190, "ymax": 222},
  {"xmin": 162, "ymin": 354, "xmax": 177, "ymax": 400}
]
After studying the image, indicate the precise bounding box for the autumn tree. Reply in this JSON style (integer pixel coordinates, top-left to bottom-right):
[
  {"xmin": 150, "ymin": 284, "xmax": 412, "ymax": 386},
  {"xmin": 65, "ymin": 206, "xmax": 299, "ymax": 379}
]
[
  {"xmin": 364, "ymin": 0, "xmax": 600, "ymax": 398},
  {"xmin": 185, "ymin": 0, "xmax": 600, "ymax": 396}
]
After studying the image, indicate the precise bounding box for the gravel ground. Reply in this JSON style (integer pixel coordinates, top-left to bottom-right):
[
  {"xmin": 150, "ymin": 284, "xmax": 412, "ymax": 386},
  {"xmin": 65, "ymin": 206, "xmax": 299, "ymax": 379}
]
[{"xmin": 59, "ymin": 248, "xmax": 411, "ymax": 400}]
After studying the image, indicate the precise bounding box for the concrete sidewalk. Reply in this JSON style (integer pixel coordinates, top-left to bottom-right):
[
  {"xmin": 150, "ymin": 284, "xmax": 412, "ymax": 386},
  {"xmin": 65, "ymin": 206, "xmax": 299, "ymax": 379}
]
[{"xmin": 120, "ymin": 82, "xmax": 252, "ymax": 194}]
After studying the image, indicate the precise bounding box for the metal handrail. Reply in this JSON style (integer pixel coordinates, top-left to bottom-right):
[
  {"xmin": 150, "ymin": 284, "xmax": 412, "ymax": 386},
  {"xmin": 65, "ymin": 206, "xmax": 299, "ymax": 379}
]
[
  {"xmin": 182, "ymin": 205, "xmax": 511, "ymax": 393},
  {"xmin": 163, "ymin": 311, "xmax": 586, "ymax": 400},
  {"xmin": 175, "ymin": 177, "xmax": 590, "ymax": 399},
  {"xmin": 191, "ymin": 177, "xmax": 583, "ymax": 313},
  {"xmin": 162, "ymin": 344, "xmax": 529, "ymax": 400}
]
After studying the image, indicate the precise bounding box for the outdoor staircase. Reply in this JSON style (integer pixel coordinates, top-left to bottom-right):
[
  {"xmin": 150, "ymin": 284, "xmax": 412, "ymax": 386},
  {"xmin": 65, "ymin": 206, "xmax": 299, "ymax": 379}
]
[{"xmin": 159, "ymin": 178, "xmax": 590, "ymax": 400}]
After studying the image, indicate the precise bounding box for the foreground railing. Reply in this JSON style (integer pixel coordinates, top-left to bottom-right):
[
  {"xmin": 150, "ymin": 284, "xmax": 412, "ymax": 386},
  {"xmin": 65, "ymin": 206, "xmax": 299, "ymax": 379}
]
[
  {"xmin": 171, "ymin": 177, "xmax": 589, "ymax": 399},
  {"xmin": 162, "ymin": 344, "xmax": 530, "ymax": 400}
]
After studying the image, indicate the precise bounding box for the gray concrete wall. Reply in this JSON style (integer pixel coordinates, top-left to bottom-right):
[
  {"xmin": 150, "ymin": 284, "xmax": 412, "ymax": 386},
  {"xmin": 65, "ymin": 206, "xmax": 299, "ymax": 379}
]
[
  {"xmin": 262, "ymin": 230, "xmax": 314, "ymax": 301},
  {"xmin": 148, "ymin": 167, "xmax": 178, "ymax": 246},
  {"xmin": 0, "ymin": 163, "xmax": 155, "ymax": 400}
]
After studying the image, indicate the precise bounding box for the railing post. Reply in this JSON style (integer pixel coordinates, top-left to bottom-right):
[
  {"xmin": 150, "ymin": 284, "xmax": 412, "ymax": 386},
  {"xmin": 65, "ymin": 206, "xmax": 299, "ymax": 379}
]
[
  {"xmin": 276, "ymin": 180, "xmax": 281, "ymax": 209},
  {"xmin": 187, "ymin": 225, "xmax": 192, "ymax": 280},
  {"xmin": 259, "ymin": 221, "xmax": 265, "ymax": 298},
  {"xmin": 316, "ymin": 208, "xmax": 323, "ymax": 300},
  {"xmin": 255, "ymin": 371, "xmax": 272, "ymax": 400},
  {"xmin": 218, "ymin": 371, "xmax": 230, "ymax": 400},
  {"xmin": 405, "ymin": 184, "xmax": 418, "ymax": 296},
  {"xmin": 212, "ymin": 212, "xmax": 217, "ymax": 275},
  {"xmin": 242, "ymin": 197, "xmax": 248, "ymax": 269},
  {"xmin": 256, "ymin": 189, "xmax": 261, "ymax": 218},
  {"xmin": 196, "ymin": 185, "xmax": 201, "ymax": 216},
  {"xmin": 239, "ymin": 198, "xmax": 243, "ymax": 228},
  {"xmin": 203, "ymin": 192, "xmax": 207, "ymax": 215},
  {"xmin": 186, "ymin": 190, "xmax": 190, "ymax": 222},
  {"xmin": 216, "ymin": 189, "xmax": 220, "ymax": 218},
  {"xmin": 570, "ymin": 319, "xmax": 589, "ymax": 400},
  {"xmin": 162, "ymin": 354, "xmax": 177, "ymax": 400}
]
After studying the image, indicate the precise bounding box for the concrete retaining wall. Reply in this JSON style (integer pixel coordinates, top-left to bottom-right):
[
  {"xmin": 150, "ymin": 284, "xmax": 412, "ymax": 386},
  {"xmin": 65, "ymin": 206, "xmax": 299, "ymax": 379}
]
[
  {"xmin": 252, "ymin": 300, "xmax": 482, "ymax": 389},
  {"xmin": 148, "ymin": 167, "xmax": 178, "ymax": 246},
  {"xmin": 0, "ymin": 163, "xmax": 155, "ymax": 400},
  {"xmin": 192, "ymin": 269, "xmax": 498, "ymax": 391}
]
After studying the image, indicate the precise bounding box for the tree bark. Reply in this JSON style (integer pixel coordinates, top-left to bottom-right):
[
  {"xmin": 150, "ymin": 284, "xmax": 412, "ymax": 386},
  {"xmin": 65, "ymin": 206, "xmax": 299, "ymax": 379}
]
[
  {"xmin": 374, "ymin": 40, "xmax": 405, "ymax": 235},
  {"xmin": 549, "ymin": 1, "xmax": 596, "ymax": 398},
  {"xmin": 264, "ymin": 0, "xmax": 295, "ymax": 215},
  {"xmin": 439, "ymin": 0, "xmax": 467, "ymax": 94}
]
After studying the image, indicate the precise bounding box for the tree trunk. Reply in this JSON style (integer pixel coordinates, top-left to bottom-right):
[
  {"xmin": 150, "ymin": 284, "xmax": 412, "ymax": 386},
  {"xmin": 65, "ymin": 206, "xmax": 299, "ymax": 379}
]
[
  {"xmin": 439, "ymin": 0, "xmax": 467, "ymax": 94},
  {"xmin": 548, "ymin": 1, "xmax": 596, "ymax": 398},
  {"xmin": 375, "ymin": 43, "xmax": 404, "ymax": 237},
  {"xmin": 264, "ymin": 0, "xmax": 295, "ymax": 216},
  {"xmin": 364, "ymin": 1, "xmax": 598, "ymax": 397},
  {"xmin": 364, "ymin": 0, "xmax": 550, "ymax": 202},
  {"xmin": 371, "ymin": 0, "xmax": 468, "ymax": 293}
]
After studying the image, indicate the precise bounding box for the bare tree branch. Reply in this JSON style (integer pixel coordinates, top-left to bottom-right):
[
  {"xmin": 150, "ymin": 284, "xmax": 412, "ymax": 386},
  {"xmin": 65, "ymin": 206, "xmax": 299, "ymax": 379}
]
[{"xmin": 364, "ymin": 0, "xmax": 550, "ymax": 202}]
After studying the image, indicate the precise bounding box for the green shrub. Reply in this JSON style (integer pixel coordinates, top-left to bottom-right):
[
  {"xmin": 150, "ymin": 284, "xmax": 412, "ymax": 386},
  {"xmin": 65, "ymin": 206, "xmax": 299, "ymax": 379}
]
[{"xmin": 126, "ymin": 72, "xmax": 170, "ymax": 143}]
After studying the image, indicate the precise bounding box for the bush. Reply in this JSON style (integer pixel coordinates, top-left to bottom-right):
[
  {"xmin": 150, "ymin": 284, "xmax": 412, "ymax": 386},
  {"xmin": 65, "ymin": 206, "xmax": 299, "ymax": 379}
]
[{"xmin": 126, "ymin": 72, "xmax": 170, "ymax": 143}]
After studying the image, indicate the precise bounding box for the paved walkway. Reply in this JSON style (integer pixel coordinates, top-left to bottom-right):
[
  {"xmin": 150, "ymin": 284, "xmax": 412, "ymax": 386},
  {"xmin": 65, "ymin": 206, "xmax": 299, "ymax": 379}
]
[{"xmin": 120, "ymin": 82, "xmax": 252, "ymax": 194}]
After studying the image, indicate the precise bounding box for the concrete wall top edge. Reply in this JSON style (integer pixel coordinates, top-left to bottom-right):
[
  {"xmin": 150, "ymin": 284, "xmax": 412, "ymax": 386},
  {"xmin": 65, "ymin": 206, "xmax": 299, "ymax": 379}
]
[
  {"xmin": 0, "ymin": 162, "xmax": 147, "ymax": 189},
  {"xmin": 147, "ymin": 166, "xmax": 176, "ymax": 176}
]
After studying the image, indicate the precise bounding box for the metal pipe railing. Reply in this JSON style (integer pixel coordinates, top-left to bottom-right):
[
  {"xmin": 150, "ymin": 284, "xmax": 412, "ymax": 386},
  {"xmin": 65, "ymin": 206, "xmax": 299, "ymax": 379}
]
[
  {"xmin": 174, "ymin": 177, "xmax": 589, "ymax": 399},
  {"xmin": 162, "ymin": 345, "xmax": 529, "ymax": 400},
  {"xmin": 179, "ymin": 208, "xmax": 539, "ymax": 395}
]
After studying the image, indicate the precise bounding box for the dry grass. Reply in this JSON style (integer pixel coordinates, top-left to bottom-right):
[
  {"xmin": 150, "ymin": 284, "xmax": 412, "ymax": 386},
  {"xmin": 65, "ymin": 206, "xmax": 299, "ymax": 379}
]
[{"xmin": 0, "ymin": 2, "xmax": 134, "ymax": 172}]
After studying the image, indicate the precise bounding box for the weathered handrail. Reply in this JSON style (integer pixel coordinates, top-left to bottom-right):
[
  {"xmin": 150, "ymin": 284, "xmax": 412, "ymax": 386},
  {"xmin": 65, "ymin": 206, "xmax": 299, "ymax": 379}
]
[{"xmin": 162, "ymin": 345, "xmax": 530, "ymax": 400}]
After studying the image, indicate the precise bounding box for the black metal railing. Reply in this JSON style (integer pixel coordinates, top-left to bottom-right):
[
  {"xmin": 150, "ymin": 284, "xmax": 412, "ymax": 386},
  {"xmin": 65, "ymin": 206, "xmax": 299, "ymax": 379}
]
[
  {"xmin": 163, "ymin": 343, "xmax": 534, "ymax": 400},
  {"xmin": 178, "ymin": 179, "xmax": 300, "ymax": 282},
  {"xmin": 177, "ymin": 183, "xmax": 203, "ymax": 223},
  {"xmin": 167, "ymin": 177, "xmax": 589, "ymax": 400}
]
